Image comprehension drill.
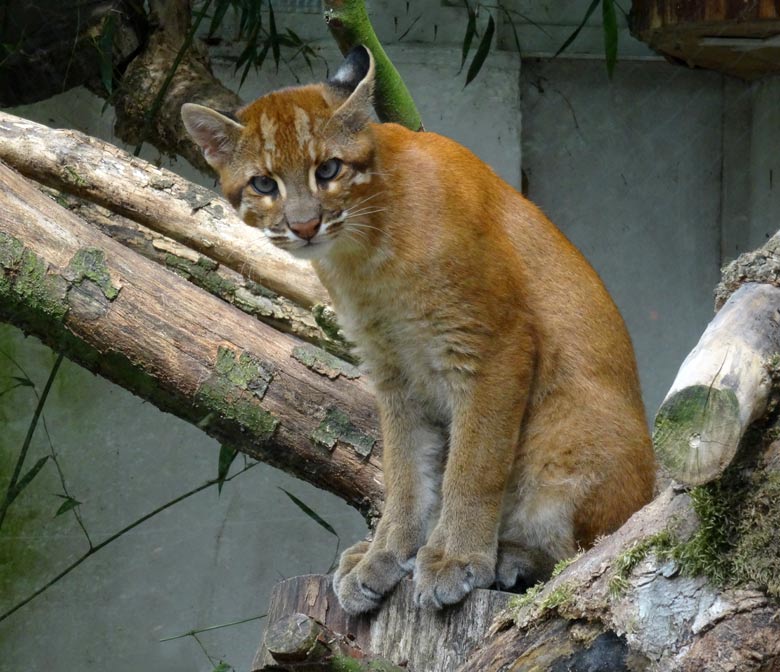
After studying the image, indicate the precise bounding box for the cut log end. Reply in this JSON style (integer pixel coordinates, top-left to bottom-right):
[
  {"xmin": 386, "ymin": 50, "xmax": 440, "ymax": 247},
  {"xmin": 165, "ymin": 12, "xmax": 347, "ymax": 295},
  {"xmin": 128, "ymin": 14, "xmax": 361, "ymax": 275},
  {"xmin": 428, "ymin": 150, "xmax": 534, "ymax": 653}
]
[{"xmin": 653, "ymin": 385, "xmax": 741, "ymax": 485}]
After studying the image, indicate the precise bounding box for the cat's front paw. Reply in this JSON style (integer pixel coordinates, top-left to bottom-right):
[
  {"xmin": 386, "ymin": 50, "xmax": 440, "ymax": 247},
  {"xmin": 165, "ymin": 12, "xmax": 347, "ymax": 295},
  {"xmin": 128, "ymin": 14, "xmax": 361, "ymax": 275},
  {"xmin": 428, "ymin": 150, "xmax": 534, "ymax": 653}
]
[
  {"xmin": 413, "ymin": 545, "xmax": 495, "ymax": 610},
  {"xmin": 332, "ymin": 540, "xmax": 412, "ymax": 615}
]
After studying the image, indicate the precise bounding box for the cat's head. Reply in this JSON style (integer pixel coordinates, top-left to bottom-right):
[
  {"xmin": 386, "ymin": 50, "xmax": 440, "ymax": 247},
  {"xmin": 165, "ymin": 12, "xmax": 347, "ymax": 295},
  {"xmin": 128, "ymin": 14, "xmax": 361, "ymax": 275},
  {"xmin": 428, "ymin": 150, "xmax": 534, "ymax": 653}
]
[{"xmin": 182, "ymin": 46, "xmax": 380, "ymax": 259}]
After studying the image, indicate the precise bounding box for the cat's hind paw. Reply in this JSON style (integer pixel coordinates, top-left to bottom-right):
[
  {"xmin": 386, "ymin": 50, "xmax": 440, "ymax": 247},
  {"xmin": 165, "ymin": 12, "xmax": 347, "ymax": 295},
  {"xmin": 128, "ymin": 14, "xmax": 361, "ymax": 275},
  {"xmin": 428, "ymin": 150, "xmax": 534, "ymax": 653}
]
[
  {"xmin": 412, "ymin": 545, "xmax": 494, "ymax": 610},
  {"xmin": 332, "ymin": 541, "xmax": 410, "ymax": 615}
]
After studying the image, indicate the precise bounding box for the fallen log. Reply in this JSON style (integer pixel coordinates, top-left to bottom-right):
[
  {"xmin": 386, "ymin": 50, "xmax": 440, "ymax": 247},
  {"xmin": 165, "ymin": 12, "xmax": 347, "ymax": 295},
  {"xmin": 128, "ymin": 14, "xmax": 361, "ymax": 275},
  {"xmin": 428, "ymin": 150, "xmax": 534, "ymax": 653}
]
[
  {"xmin": 0, "ymin": 111, "xmax": 328, "ymax": 309},
  {"xmin": 0, "ymin": 159, "xmax": 382, "ymax": 517}
]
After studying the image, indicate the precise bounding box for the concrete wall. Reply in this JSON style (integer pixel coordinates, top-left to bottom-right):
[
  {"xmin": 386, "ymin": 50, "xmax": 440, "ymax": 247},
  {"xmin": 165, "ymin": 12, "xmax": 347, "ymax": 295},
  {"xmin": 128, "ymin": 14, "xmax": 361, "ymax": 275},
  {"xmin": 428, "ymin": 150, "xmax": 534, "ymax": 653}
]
[{"xmin": 1, "ymin": 2, "xmax": 778, "ymax": 670}]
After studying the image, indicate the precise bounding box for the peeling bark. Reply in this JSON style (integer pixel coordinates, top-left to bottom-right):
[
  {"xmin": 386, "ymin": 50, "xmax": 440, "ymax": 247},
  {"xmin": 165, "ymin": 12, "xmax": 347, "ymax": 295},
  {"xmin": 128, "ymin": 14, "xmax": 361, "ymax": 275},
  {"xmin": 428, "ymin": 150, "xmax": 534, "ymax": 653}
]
[{"xmin": 43, "ymin": 187, "xmax": 351, "ymax": 361}]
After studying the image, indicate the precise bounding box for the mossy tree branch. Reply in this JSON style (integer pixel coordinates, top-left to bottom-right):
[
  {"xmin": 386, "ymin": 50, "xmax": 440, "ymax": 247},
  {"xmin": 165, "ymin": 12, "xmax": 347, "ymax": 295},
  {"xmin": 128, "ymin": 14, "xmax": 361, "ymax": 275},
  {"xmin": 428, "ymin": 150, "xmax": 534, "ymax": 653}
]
[{"xmin": 0, "ymin": 159, "xmax": 383, "ymax": 520}]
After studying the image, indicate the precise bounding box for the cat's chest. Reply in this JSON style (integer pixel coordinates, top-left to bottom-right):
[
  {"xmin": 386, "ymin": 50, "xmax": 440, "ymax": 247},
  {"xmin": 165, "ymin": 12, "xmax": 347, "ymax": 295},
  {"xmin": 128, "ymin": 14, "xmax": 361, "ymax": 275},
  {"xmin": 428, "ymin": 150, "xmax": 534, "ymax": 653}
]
[{"xmin": 332, "ymin": 280, "xmax": 458, "ymax": 415}]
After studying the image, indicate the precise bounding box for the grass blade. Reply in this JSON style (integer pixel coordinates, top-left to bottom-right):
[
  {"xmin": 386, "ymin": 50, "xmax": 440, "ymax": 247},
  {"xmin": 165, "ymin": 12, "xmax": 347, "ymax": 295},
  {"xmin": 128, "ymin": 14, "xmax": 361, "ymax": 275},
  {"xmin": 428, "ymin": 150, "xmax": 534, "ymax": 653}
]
[
  {"xmin": 217, "ymin": 444, "xmax": 239, "ymax": 494},
  {"xmin": 555, "ymin": 0, "xmax": 600, "ymax": 57},
  {"xmin": 465, "ymin": 13, "xmax": 495, "ymax": 87},
  {"xmin": 7, "ymin": 456, "xmax": 50, "ymax": 506},
  {"xmin": 268, "ymin": 1, "xmax": 280, "ymax": 72},
  {"xmin": 54, "ymin": 494, "xmax": 82, "ymax": 517},
  {"xmin": 97, "ymin": 13, "xmax": 115, "ymax": 96},
  {"xmin": 279, "ymin": 487, "xmax": 337, "ymax": 537},
  {"xmin": 459, "ymin": 1, "xmax": 477, "ymax": 74},
  {"xmin": 602, "ymin": 0, "xmax": 619, "ymax": 78}
]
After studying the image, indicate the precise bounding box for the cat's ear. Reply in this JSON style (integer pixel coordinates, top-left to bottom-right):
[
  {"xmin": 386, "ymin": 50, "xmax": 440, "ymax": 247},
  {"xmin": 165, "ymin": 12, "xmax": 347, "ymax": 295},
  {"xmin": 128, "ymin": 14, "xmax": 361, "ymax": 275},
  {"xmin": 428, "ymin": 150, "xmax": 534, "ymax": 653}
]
[
  {"xmin": 327, "ymin": 45, "xmax": 375, "ymax": 131},
  {"xmin": 181, "ymin": 103, "xmax": 244, "ymax": 171}
]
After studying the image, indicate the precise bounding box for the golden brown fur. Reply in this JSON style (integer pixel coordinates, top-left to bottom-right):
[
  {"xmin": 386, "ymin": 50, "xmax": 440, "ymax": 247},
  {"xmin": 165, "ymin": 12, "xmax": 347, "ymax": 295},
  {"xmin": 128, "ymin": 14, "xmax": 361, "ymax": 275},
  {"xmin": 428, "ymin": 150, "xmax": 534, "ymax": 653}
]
[{"xmin": 182, "ymin": 46, "xmax": 655, "ymax": 614}]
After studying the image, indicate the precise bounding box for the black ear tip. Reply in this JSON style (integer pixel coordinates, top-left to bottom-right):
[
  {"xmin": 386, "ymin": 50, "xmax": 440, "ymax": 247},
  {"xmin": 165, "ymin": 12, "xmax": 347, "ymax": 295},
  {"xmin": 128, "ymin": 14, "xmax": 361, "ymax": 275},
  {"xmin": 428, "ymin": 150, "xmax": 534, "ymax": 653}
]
[
  {"xmin": 346, "ymin": 45, "xmax": 371, "ymax": 72},
  {"xmin": 329, "ymin": 45, "xmax": 373, "ymax": 91}
]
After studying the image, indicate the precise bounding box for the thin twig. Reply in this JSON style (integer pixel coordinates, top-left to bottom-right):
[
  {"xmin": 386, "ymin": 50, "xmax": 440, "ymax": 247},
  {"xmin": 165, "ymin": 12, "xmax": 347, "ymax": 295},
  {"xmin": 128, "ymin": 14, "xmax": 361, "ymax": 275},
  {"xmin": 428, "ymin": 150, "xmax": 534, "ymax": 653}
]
[
  {"xmin": 0, "ymin": 461, "xmax": 259, "ymax": 623},
  {"xmin": 159, "ymin": 613, "xmax": 267, "ymax": 642}
]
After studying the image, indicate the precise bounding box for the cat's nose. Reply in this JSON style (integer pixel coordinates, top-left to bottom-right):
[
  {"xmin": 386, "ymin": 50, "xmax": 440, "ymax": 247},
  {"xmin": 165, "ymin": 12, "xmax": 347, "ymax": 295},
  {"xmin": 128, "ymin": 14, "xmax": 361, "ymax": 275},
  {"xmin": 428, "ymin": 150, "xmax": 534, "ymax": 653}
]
[{"xmin": 289, "ymin": 217, "xmax": 321, "ymax": 241}]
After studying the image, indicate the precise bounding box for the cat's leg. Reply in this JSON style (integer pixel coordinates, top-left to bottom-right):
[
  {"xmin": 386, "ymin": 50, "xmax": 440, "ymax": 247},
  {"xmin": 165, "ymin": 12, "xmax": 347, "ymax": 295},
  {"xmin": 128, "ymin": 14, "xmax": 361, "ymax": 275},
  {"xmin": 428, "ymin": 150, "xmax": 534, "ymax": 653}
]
[
  {"xmin": 333, "ymin": 391, "xmax": 445, "ymax": 614},
  {"xmin": 495, "ymin": 495, "xmax": 577, "ymax": 590},
  {"xmin": 494, "ymin": 393, "xmax": 653, "ymax": 589},
  {"xmin": 413, "ymin": 341, "xmax": 533, "ymax": 609}
]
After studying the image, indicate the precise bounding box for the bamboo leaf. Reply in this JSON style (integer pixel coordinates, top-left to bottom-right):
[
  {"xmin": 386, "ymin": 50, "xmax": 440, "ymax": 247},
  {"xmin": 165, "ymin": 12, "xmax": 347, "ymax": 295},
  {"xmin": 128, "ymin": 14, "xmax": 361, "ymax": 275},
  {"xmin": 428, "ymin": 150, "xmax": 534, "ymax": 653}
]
[
  {"xmin": 268, "ymin": 1, "xmax": 280, "ymax": 72},
  {"xmin": 279, "ymin": 488, "xmax": 337, "ymax": 537},
  {"xmin": 602, "ymin": 0, "xmax": 619, "ymax": 78},
  {"xmin": 498, "ymin": 5, "xmax": 523, "ymax": 55},
  {"xmin": 11, "ymin": 376, "xmax": 34, "ymax": 387},
  {"xmin": 458, "ymin": 2, "xmax": 477, "ymax": 74},
  {"xmin": 7, "ymin": 456, "xmax": 50, "ymax": 506},
  {"xmin": 97, "ymin": 13, "xmax": 116, "ymax": 96},
  {"xmin": 217, "ymin": 444, "xmax": 238, "ymax": 494},
  {"xmin": 212, "ymin": 663, "xmax": 232, "ymax": 672},
  {"xmin": 555, "ymin": 0, "xmax": 600, "ymax": 57},
  {"xmin": 208, "ymin": 0, "xmax": 232, "ymax": 37},
  {"xmin": 54, "ymin": 495, "xmax": 82, "ymax": 517},
  {"xmin": 465, "ymin": 14, "xmax": 495, "ymax": 87}
]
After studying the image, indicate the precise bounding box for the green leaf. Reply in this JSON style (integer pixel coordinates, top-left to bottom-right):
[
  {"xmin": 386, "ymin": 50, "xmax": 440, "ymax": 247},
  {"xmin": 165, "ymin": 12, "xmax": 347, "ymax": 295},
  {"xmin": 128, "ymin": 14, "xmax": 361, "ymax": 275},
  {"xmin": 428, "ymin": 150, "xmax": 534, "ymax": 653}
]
[
  {"xmin": 11, "ymin": 376, "xmax": 34, "ymax": 387},
  {"xmin": 458, "ymin": 1, "xmax": 477, "ymax": 74},
  {"xmin": 7, "ymin": 456, "xmax": 49, "ymax": 506},
  {"xmin": 465, "ymin": 14, "xmax": 495, "ymax": 87},
  {"xmin": 555, "ymin": 0, "xmax": 600, "ymax": 57},
  {"xmin": 499, "ymin": 5, "xmax": 523, "ymax": 55},
  {"xmin": 212, "ymin": 663, "xmax": 232, "ymax": 672},
  {"xmin": 279, "ymin": 488, "xmax": 337, "ymax": 537},
  {"xmin": 208, "ymin": 0, "xmax": 232, "ymax": 37},
  {"xmin": 97, "ymin": 14, "xmax": 116, "ymax": 96},
  {"xmin": 217, "ymin": 444, "xmax": 238, "ymax": 494},
  {"xmin": 268, "ymin": 1, "xmax": 280, "ymax": 72},
  {"xmin": 602, "ymin": 0, "xmax": 619, "ymax": 78},
  {"xmin": 54, "ymin": 495, "xmax": 82, "ymax": 517}
]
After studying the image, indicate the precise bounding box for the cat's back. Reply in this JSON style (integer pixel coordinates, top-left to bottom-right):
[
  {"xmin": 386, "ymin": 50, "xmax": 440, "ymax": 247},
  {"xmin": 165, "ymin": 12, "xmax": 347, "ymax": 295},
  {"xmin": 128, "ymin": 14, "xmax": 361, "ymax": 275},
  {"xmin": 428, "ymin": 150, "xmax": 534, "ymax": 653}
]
[{"xmin": 371, "ymin": 122, "xmax": 644, "ymax": 403}]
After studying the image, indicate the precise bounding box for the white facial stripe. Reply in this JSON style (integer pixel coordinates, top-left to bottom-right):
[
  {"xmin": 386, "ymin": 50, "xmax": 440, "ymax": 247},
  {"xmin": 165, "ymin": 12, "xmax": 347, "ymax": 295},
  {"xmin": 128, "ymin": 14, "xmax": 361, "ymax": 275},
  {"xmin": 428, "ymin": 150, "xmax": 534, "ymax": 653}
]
[
  {"xmin": 350, "ymin": 171, "xmax": 372, "ymax": 185},
  {"xmin": 308, "ymin": 166, "xmax": 318, "ymax": 194},
  {"xmin": 275, "ymin": 176, "xmax": 287, "ymax": 200},
  {"xmin": 293, "ymin": 106, "xmax": 312, "ymax": 148},
  {"xmin": 260, "ymin": 113, "xmax": 277, "ymax": 154}
]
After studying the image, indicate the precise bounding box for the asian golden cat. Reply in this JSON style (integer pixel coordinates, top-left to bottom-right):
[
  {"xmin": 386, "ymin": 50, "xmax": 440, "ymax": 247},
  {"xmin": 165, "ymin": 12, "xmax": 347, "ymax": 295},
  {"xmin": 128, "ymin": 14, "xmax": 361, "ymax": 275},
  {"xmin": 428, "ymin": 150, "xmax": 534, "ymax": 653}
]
[{"xmin": 181, "ymin": 46, "xmax": 655, "ymax": 614}]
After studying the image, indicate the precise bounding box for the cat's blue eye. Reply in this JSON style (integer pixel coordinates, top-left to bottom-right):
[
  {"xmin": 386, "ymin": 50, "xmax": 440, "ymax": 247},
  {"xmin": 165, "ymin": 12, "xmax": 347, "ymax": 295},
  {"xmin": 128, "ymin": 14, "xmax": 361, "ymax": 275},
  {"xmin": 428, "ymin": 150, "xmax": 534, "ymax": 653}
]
[
  {"xmin": 315, "ymin": 158, "xmax": 342, "ymax": 182},
  {"xmin": 250, "ymin": 175, "xmax": 278, "ymax": 195}
]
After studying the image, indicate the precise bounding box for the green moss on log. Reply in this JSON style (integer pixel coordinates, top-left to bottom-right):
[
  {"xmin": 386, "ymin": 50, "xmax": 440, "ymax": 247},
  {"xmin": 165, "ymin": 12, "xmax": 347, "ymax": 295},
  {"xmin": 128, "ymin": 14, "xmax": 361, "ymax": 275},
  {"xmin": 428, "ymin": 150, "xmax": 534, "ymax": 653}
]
[
  {"xmin": 292, "ymin": 343, "xmax": 360, "ymax": 380},
  {"xmin": 653, "ymin": 384, "xmax": 740, "ymax": 484},
  {"xmin": 311, "ymin": 407, "xmax": 375, "ymax": 457},
  {"xmin": 65, "ymin": 247, "xmax": 120, "ymax": 300},
  {"xmin": 164, "ymin": 253, "xmax": 236, "ymax": 299},
  {"xmin": 608, "ymin": 530, "xmax": 676, "ymax": 597},
  {"xmin": 0, "ymin": 233, "xmax": 70, "ymax": 328},
  {"xmin": 197, "ymin": 346, "xmax": 279, "ymax": 442}
]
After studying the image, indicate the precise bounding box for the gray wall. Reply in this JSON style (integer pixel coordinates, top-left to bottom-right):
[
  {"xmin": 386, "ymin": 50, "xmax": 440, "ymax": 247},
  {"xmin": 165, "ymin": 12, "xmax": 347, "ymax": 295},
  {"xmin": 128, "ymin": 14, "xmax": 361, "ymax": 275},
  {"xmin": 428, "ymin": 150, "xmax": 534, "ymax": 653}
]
[{"xmin": 2, "ymin": 2, "xmax": 779, "ymax": 670}]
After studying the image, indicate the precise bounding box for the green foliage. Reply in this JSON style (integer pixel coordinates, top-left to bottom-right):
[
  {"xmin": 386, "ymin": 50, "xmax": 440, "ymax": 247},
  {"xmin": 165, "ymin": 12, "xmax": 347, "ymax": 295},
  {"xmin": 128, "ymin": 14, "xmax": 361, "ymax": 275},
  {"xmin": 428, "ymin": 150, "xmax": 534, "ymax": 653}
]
[
  {"xmin": 459, "ymin": 1, "xmax": 621, "ymax": 87},
  {"xmin": 465, "ymin": 13, "xmax": 495, "ymax": 87},
  {"xmin": 53, "ymin": 494, "xmax": 82, "ymax": 517},
  {"xmin": 217, "ymin": 444, "xmax": 239, "ymax": 494},
  {"xmin": 550, "ymin": 551, "xmax": 582, "ymax": 579},
  {"xmin": 608, "ymin": 530, "xmax": 676, "ymax": 597},
  {"xmin": 508, "ymin": 581, "xmax": 544, "ymax": 613},
  {"xmin": 280, "ymin": 487, "xmax": 338, "ymax": 537},
  {"xmin": 601, "ymin": 0, "xmax": 618, "ymax": 78},
  {"xmin": 208, "ymin": 0, "xmax": 325, "ymax": 86}
]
